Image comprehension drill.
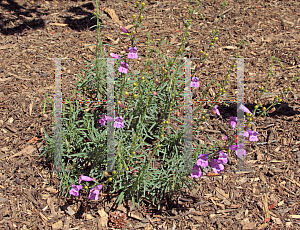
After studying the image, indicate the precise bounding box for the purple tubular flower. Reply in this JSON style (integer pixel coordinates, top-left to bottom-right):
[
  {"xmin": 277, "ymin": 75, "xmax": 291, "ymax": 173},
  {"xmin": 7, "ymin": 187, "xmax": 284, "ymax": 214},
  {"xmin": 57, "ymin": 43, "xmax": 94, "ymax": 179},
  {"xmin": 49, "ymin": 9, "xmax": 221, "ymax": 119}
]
[
  {"xmin": 109, "ymin": 53, "xmax": 120, "ymax": 59},
  {"xmin": 217, "ymin": 151, "xmax": 228, "ymax": 164},
  {"xmin": 231, "ymin": 144, "xmax": 246, "ymax": 157},
  {"xmin": 99, "ymin": 114, "xmax": 114, "ymax": 126},
  {"xmin": 119, "ymin": 25, "xmax": 128, "ymax": 33},
  {"xmin": 211, "ymin": 105, "xmax": 220, "ymax": 116},
  {"xmin": 196, "ymin": 154, "xmax": 208, "ymax": 168},
  {"xmin": 230, "ymin": 143, "xmax": 245, "ymax": 151},
  {"xmin": 69, "ymin": 185, "xmax": 82, "ymax": 197},
  {"xmin": 237, "ymin": 104, "xmax": 252, "ymax": 115},
  {"xmin": 209, "ymin": 159, "xmax": 224, "ymax": 174},
  {"xmin": 229, "ymin": 116, "xmax": 237, "ymax": 130},
  {"xmin": 128, "ymin": 47, "xmax": 138, "ymax": 59},
  {"xmin": 191, "ymin": 165, "xmax": 202, "ymax": 178},
  {"xmin": 191, "ymin": 77, "xmax": 200, "ymax": 88},
  {"xmin": 79, "ymin": 174, "xmax": 95, "ymax": 184},
  {"xmin": 88, "ymin": 185, "xmax": 103, "ymax": 200},
  {"xmin": 118, "ymin": 62, "xmax": 129, "ymax": 74},
  {"xmin": 114, "ymin": 116, "xmax": 124, "ymax": 128},
  {"xmin": 247, "ymin": 129, "xmax": 259, "ymax": 142}
]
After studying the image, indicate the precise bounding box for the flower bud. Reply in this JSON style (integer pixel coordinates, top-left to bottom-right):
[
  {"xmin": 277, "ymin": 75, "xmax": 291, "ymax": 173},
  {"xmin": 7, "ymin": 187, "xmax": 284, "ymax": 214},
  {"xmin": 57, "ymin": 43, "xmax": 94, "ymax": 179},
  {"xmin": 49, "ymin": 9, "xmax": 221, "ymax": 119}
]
[
  {"xmin": 153, "ymin": 91, "xmax": 157, "ymax": 96},
  {"xmin": 117, "ymin": 100, "xmax": 125, "ymax": 109},
  {"xmin": 269, "ymin": 107, "xmax": 276, "ymax": 113},
  {"xmin": 221, "ymin": 135, "xmax": 228, "ymax": 141},
  {"xmin": 155, "ymin": 78, "xmax": 159, "ymax": 85},
  {"xmin": 119, "ymin": 25, "xmax": 128, "ymax": 33}
]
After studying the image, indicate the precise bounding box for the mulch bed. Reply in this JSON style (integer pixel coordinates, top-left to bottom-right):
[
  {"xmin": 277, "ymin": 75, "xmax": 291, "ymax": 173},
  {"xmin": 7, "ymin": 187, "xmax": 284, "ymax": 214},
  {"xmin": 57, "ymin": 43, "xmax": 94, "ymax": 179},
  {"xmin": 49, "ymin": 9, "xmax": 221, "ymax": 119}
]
[{"xmin": 0, "ymin": 0, "xmax": 300, "ymax": 229}]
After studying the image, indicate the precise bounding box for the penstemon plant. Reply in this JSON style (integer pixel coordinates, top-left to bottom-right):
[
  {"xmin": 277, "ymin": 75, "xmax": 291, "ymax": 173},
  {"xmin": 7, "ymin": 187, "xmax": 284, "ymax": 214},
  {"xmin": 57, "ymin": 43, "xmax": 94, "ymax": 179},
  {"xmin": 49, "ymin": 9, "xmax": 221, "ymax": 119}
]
[{"xmin": 41, "ymin": 0, "xmax": 299, "ymax": 210}]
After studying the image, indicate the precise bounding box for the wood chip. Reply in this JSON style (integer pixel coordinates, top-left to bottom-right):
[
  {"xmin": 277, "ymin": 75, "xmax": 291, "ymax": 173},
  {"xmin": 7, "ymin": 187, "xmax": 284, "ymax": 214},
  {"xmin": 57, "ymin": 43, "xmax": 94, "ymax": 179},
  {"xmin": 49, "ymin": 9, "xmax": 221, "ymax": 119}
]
[
  {"xmin": 65, "ymin": 206, "xmax": 75, "ymax": 216},
  {"xmin": 49, "ymin": 23, "xmax": 68, "ymax": 27},
  {"xmin": 45, "ymin": 188, "xmax": 58, "ymax": 194},
  {"xmin": 0, "ymin": 77, "xmax": 12, "ymax": 82},
  {"xmin": 52, "ymin": 220, "xmax": 63, "ymax": 230},
  {"xmin": 262, "ymin": 193, "xmax": 270, "ymax": 222},
  {"xmin": 289, "ymin": 215, "xmax": 300, "ymax": 219},
  {"xmin": 128, "ymin": 212, "xmax": 143, "ymax": 221},
  {"xmin": 62, "ymin": 218, "xmax": 70, "ymax": 230},
  {"xmin": 97, "ymin": 208, "xmax": 108, "ymax": 227},
  {"xmin": 47, "ymin": 197, "xmax": 57, "ymax": 216},
  {"xmin": 257, "ymin": 223, "xmax": 268, "ymax": 229},
  {"xmin": 284, "ymin": 176, "xmax": 300, "ymax": 187},
  {"xmin": 222, "ymin": 46, "xmax": 237, "ymax": 50},
  {"xmin": 7, "ymin": 72, "xmax": 31, "ymax": 80}
]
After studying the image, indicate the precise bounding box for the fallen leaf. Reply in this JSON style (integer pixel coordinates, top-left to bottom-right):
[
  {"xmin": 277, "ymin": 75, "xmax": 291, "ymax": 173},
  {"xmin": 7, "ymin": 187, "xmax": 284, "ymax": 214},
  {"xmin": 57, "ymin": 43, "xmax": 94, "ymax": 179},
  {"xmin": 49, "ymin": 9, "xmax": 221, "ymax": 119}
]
[
  {"xmin": 268, "ymin": 202, "xmax": 275, "ymax": 210},
  {"xmin": 207, "ymin": 172, "xmax": 218, "ymax": 176},
  {"xmin": 7, "ymin": 145, "xmax": 36, "ymax": 160},
  {"xmin": 124, "ymin": 24, "xmax": 134, "ymax": 31},
  {"xmin": 28, "ymin": 137, "xmax": 38, "ymax": 143},
  {"xmin": 103, "ymin": 7, "xmax": 121, "ymax": 25}
]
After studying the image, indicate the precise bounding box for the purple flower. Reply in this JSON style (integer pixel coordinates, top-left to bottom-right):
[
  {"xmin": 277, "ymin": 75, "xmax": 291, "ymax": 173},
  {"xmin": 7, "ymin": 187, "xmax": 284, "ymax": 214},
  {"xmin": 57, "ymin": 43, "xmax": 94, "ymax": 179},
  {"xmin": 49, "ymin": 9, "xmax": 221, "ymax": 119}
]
[
  {"xmin": 118, "ymin": 62, "xmax": 129, "ymax": 74},
  {"xmin": 69, "ymin": 185, "xmax": 82, "ymax": 197},
  {"xmin": 248, "ymin": 129, "xmax": 259, "ymax": 142},
  {"xmin": 88, "ymin": 185, "xmax": 103, "ymax": 200},
  {"xmin": 238, "ymin": 129, "xmax": 250, "ymax": 138},
  {"xmin": 128, "ymin": 47, "xmax": 138, "ymax": 59},
  {"xmin": 196, "ymin": 154, "xmax": 208, "ymax": 168},
  {"xmin": 119, "ymin": 25, "xmax": 128, "ymax": 33},
  {"xmin": 191, "ymin": 165, "xmax": 202, "ymax": 178},
  {"xmin": 230, "ymin": 144, "xmax": 246, "ymax": 157},
  {"xmin": 237, "ymin": 104, "xmax": 252, "ymax": 115},
  {"xmin": 236, "ymin": 148, "xmax": 246, "ymax": 157},
  {"xmin": 109, "ymin": 53, "xmax": 120, "ymax": 59},
  {"xmin": 229, "ymin": 116, "xmax": 237, "ymax": 130},
  {"xmin": 210, "ymin": 105, "xmax": 220, "ymax": 116},
  {"xmin": 230, "ymin": 143, "xmax": 245, "ymax": 151},
  {"xmin": 209, "ymin": 159, "xmax": 224, "ymax": 174},
  {"xmin": 114, "ymin": 116, "xmax": 124, "ymax": 128},
  {"xmin": 191, "ymin": 77, "xmax": 200, "ymax": 87},
  {"xmin": 221, "ymin": 135, "xmax": 228, "ymax": 141},
  {"xmin": 99, "ymin": 114, "xmax": 114, "ymax": 126},
  {"xmin": 217, "ymin": 151, "xmax": 228, "ymax": 164},
  {"xmin": 79, "ymin": 174, "xmax": 95, "ymax": 184}
]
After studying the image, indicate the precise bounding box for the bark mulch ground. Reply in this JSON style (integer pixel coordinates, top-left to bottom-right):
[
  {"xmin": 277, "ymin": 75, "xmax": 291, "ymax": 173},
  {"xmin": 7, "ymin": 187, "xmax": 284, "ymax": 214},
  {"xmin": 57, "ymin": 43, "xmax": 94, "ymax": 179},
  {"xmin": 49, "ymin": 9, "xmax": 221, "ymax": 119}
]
[{"xmin": 0, "ymin": 0, "xmax": 300, "ymax": 229}]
